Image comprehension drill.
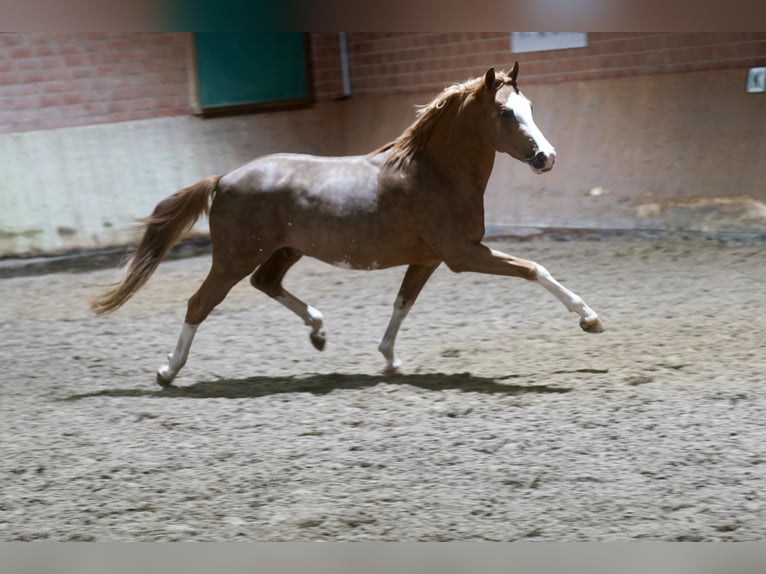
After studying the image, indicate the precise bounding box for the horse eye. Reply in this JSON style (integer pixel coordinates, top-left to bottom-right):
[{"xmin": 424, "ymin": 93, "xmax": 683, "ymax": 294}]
[{"xmin": 500, "ymin": 108, "xmax": 513, "ymax": 118}]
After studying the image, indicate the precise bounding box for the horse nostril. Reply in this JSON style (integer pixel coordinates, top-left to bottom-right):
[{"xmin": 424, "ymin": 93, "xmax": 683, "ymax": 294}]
[{"xmin": 531, "ymin": 151, "xmax": 547, "ymax": 169}]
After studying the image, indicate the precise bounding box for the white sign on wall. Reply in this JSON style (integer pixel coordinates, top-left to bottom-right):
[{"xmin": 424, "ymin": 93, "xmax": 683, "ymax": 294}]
[
  {"xmin": 511, "ymin": 32, "xmax": 588, "ymax": 53},
  {"xmin": 746, "ymin": 67, "xmax": 766, "ymax": 93}
]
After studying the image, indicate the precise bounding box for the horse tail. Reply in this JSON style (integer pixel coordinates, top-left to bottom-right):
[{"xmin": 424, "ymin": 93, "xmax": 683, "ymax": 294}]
[{"xmin": 91, "ymin": 175, "xmax": 222, "ymax": 315}]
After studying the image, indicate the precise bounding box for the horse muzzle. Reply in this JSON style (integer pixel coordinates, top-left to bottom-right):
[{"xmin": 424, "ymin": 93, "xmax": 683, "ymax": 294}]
[{"xmin": 528, "ymin": 150, "xmax": 556, "ymax": 174}]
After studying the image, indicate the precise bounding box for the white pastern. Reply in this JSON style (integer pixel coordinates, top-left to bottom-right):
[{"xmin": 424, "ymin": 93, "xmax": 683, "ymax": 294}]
[
  {"xmin": 158, "ymin": 322, "xmax": 198, "ymax": 384},
  {"xmin": 276, "ymin": 294, "xmax": 324, "ymax": 336},
  {"xmin": 378, "ymin": 296, "xmax": 412, "ymax": 371},
  {"xmin": 535, "ymin": 264, "xmax": 599, "ymax": 323},
  {"xmin": 306, "ymin": 305, "xmax": 323, "ymax": 326}
]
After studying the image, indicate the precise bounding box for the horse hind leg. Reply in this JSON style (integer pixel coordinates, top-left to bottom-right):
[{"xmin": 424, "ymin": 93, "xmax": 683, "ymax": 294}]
[
  {"xmin": 251, "ymin": 247, "xmax": 327, "ymax": 351},
  {"xmin": 157, "ymin": 257, "xmax": 259, "ymax": 386}
]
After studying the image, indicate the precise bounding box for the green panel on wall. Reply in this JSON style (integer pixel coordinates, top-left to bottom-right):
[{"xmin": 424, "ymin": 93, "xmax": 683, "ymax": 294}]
[{"xmin": 193, "ymin": 32, "xmax": 311, "ymax": 113}]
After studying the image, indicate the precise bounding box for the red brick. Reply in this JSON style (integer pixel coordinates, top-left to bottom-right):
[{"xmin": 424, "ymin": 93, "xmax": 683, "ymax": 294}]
[
  {"xmin": 67, "ymin": 66, "xmax": 93, "ymax": 80},
  {"xmin": 1, "ymin": 33, "xmax": 28, "ymax": 47},
  {"xmin": 734, "ymin": 42, "xmax": 755, "ymax": 59},
  {"xmin": 0, "ymin": 81, "xmax": 37, "ymax": 96},
  {"xmin": 8, "ymin": 46, "xmax": 33, "ymax": 59},
  {"xmin": 4, "ymin": 94, "xmax": 40, "ymax": 110},
  {"xmin": 714, "ymin": 44, "xmax": 740, "ymax": 60},
  {"xmin": 5, "ymin": 32, "xmax": 765, "ymax": 130}
]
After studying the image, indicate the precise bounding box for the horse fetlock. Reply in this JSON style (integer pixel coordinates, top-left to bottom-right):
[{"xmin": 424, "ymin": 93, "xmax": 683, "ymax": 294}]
[
  {"xmin": 307, "ymin": 311, "xmax": 326, "ymax": 351},
  {"xmin": 156, "ymin": 365, "xmax": 177, "ymax": 386},
  {"xmin": 383, "ymin": 356, "xmax": 403, "ymax": 374},
  {"xmin": 566, "ymin": 296, "xmax": 585, "ymax": 314},
  {"xmin": 158, "ymin": 350, "xmax": 188, "ymax": 384},
  {"xmin": 378, "ymin": 339, "xmax": 402, "ymax": 372},
  {"xmin": 304, "ymin": 306, "xmax": 323, "ymax": 326}
]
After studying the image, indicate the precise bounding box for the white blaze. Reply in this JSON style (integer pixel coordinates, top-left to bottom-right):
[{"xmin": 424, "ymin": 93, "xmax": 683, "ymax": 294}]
[{"xmin": 505, "ymin": 91, "xmax": 556, "ymax": 157}]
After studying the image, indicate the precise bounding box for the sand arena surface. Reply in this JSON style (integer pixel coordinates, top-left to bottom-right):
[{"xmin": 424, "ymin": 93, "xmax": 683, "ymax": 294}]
[{"xmin": 2, "ymin": 236, "xmax": 765, "ymax": 541}]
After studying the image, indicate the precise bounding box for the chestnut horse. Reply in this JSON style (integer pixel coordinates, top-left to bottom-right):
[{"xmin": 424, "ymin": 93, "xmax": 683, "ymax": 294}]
[{"xmin": 92, "ymin": 63, "xmax": 603, "ymax": 386}]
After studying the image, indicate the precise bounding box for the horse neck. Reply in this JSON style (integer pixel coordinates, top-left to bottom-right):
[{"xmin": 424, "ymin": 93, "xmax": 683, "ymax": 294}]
[{"xmin": 417, "ymin": 111, "xmax": 496, "ymax": 194}]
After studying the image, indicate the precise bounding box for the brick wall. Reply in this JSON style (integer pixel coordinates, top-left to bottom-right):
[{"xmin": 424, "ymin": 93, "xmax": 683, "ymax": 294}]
[
  {"xmin": 310, "ymin": 33, "xmax": 345, "ymax": 102},
  {"xmin": 0, "ymin": 32, "xmax": 189, "ymax": 133},
  {"xmin": 2, "ymin": 32, "xmax": 765, "ymax": 133},
  {"xmin": 312, "ymin": 32, "xmax": 766, "ymax": 99}
]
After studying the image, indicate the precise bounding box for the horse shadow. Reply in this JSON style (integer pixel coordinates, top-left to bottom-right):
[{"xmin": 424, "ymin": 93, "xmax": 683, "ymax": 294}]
[{"xmin": 62, "ymin": 372, "xmax": 574, "ymax": 402}]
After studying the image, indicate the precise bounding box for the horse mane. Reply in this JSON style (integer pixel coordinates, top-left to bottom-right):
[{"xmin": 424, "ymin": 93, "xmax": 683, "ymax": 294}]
[{"xmin": 374, "ymin": 70, "xmax": 512, "ymax": 168}]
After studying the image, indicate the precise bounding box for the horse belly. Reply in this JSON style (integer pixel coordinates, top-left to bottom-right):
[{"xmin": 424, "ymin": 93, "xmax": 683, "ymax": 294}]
[{"xmin": 288, "ymin": 209, "xmax": 435, "ymax": 270}]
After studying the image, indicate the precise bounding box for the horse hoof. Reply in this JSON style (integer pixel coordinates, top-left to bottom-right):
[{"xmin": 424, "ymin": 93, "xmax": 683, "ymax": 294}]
[
  {"xmin": 310, "ymin": 331, "xmax": 326, "ymax": 351},
  {"xmin": 383, "ymin": 358, "xmax": 402, "ymax": 375},
  {"xmin": 580, "ymin": 316, "xmax": 604, "ymax": 334},
  {"xmin": 156, "ymin": 368, "xmax": 175, "ymax": 387}
]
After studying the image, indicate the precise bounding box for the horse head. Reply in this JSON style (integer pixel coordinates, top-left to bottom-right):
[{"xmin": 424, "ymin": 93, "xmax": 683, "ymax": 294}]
[{"xmin": 481, "ymin": 62, "xmax": 557, "ymax": 174}]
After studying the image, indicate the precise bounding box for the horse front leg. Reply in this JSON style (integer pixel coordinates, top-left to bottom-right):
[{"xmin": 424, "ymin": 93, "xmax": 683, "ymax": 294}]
[
  {"xmin": 379, "ymin": 263, "xmax": 440, "ymax": 372},
  {"xmin": 535, "ymin": 263, "xmax": 604, "ymax": 333},
  {"xmin": 443, "ymin": 243, "xmax": 603, "ymax": 333}
]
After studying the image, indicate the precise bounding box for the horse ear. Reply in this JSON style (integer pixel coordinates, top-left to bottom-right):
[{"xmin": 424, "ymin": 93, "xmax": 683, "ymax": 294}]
[
  {"xmin": 509, "ymin": 61, "xmax": 520, "ymax": 83},
  {"xmin": 484, "ymin": 68, "xmax": 497, "ymax": 91}
]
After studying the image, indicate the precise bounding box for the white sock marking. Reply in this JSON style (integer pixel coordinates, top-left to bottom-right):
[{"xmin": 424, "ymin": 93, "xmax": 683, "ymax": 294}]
[
  {"xmin": 158, "ymin": 322, "xmax": 198, "ymax": 383},
  {"xmin": 276, "ymin": 294, "xmax": 324, "ymax": 334},
  {"xmin": 535, "ymin": 264, "xmax": 598, "ymax": 322},
  {"xmin": 379, "ymin": 295, "xmax": 412, "ymax": 370}
]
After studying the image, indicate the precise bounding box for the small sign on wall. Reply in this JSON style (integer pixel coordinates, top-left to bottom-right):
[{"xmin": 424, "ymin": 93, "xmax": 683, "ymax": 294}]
[
  {"xmin": 746, "ymin": 67, "xmax": 766, "ymax": 93},
  {"xmin": 511, "ymin": 32, "xmax": 588, "ymax": 53}
]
